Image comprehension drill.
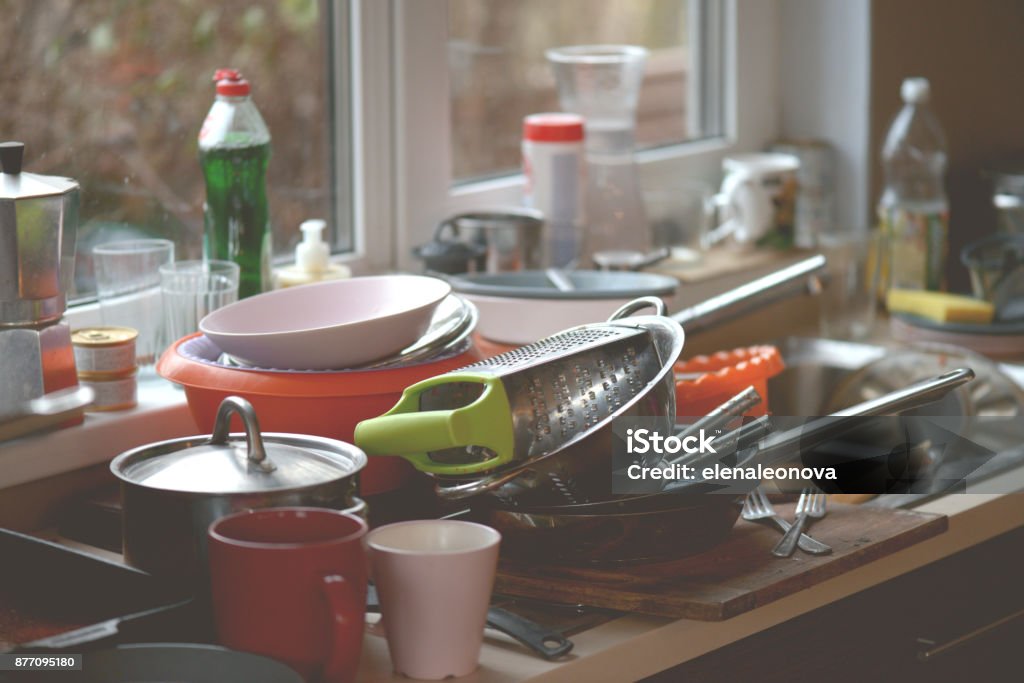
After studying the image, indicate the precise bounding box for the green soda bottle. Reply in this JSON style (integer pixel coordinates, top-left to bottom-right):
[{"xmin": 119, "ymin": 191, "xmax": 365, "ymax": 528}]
[{"xmin": 199, "ymin": 68, "xmax": 271, "ymax": 298}]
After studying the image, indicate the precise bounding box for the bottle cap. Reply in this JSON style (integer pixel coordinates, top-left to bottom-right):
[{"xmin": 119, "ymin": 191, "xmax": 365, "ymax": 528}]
[
  {"xmin": 296, "ymin": 219, "xmax": 330, "ymax": 273},
  {"xmin": 214, "ymin": 68, "xmax": 251, "ymax": 97},
  {"xmin": 901, "ymin": 77, "xmax": 930, "ymax": 104},
  {"xmin": 523, "ymin": 113, "xmax": 585, "ymax": 143}
]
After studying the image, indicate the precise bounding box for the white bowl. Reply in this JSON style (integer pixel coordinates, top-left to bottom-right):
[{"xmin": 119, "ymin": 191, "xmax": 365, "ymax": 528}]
[
  {"xmin": 198, "ymin": 275, "xmax": 451, "ymax": 370},
  {"xmin": 465, "ymin": 293, "xmax": 676, "ymax": 345},
  {"xmin": 448, "ymin": 270, "xmax": 678, "ymax": 345}
]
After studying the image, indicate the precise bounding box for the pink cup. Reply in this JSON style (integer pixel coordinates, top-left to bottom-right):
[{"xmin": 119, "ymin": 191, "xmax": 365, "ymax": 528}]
[{"xmin": 366, "ymin": 520, "xmax": 501, "ymax": 680}]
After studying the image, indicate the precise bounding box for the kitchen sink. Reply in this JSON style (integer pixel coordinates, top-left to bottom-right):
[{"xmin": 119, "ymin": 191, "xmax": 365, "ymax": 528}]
[
  {"xmin": 766, "ymin": 337, "xmax": 1024, "ymax": 505},
  {"xmin": 767, "ymin": 337, "xmax": 887, "ymax": 416}
]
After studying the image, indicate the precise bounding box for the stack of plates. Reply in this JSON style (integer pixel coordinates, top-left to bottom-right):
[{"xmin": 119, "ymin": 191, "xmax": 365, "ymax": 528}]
[{"xmin": 208, "ymin": 295, "xmax": 478, "ymax": 372}]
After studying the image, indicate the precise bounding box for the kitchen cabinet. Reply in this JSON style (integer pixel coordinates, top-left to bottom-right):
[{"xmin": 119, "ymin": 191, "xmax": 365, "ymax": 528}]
[{"xmin": 643, "ymin": 526, "xmax": 1024, "ymax": 683}]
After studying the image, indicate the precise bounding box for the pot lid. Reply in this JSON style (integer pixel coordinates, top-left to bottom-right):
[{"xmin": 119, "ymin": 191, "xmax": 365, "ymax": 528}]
[
  {"xmin": 111, "ymin": 396, "xmax": 366, "ymax": 494},
  {"xmin": 0, "ymin": 142, "xmax": 79, "ymax": 200}
]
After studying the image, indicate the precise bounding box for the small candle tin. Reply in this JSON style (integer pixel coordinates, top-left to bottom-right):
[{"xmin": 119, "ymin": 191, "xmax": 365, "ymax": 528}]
[{"xmin": 72, "ymin": 327, "xmax": 138, "ymax": 378}]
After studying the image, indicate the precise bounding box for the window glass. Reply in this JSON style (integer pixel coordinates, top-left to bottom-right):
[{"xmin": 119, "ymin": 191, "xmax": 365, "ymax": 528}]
[
  {"xmin": 0, "ymin": 0, "xmax": 341, "ymax": 298},
  {"xmin": 448, "ymin": 0, "xmax": 714, "ymax": 183}
]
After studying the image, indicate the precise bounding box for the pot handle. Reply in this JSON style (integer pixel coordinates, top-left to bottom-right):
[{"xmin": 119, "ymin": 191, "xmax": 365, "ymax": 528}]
[
  {"xmin": 209, "ymin": 396, "xmax": 275, "ymax": 473},
  {"xmin": 608, "ymin": 296, "xmax": 667, "ymax": 321}
]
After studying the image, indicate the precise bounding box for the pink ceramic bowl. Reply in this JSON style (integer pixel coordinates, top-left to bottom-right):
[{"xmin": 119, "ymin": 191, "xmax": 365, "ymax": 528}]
[{"xmin": 198, "ymin": 275, "xmax": 451, "ymax": 370}]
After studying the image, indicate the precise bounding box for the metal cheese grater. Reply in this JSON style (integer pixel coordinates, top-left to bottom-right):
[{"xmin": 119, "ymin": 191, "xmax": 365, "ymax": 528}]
[{"xmin": 354, "ymin": 299, "xmax": 671, "ymax": 476}]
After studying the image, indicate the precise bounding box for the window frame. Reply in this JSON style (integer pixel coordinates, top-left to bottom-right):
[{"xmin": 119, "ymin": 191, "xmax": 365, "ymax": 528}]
[{"xmin": 386, "ymin": 0, "xmax": 782, "ymax": 270}]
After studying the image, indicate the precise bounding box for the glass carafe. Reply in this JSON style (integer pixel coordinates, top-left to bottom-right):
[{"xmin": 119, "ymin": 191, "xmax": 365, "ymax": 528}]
[{"xmin": 546, "ymin": 45, "xmax": 649, "ymax": 268}]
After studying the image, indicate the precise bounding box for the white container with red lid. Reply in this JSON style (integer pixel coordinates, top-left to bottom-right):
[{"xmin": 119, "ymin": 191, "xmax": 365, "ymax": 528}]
[{"xmin": 522, "ymin": 113, "xmax": 585, "ymax": 267}]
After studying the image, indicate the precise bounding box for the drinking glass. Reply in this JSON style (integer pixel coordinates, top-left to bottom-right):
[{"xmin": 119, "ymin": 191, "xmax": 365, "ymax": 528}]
[
  {"xmin": 644, "ymin": 179, "xmax": 712, "ymax": 264},
  {"xmin": 547, "ymin": 45, "xmax": 650, "ymax": 266},
  {"xmin": 819, "ymin": 230, "xmax": 879, "ymax": 341},
  {"xmin": 93, "ymin": 239, "xmax": 175, "ymax": 372},
  {"xmin": 160, "ymin": 260, "xmax": 240, "ymax": 346}
]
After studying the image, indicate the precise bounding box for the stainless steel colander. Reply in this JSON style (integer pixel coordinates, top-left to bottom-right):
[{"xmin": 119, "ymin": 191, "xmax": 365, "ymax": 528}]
[{"xmin": 354, "ymin": 298, "xmax": 682, "ymax": 477}]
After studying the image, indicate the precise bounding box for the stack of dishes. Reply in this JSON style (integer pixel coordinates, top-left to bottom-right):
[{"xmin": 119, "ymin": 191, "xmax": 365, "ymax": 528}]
[{"xmin": 158, "ymin": 275, "xmax": 480, "ymax": 494}]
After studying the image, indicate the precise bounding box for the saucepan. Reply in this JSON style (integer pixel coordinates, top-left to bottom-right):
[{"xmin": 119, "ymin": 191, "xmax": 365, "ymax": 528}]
[{"xmin": 110, "ymin": 396, "xmax": 367, "ymax": 586}]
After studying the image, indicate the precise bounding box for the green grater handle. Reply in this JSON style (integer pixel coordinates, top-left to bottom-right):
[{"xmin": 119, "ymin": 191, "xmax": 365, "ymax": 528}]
[{"xmin": 353, "ymin": 374, "xmax": 516, "ymax": 475}]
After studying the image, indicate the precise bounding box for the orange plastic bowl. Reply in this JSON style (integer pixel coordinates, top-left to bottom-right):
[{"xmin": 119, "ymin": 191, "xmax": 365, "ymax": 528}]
[
  {"xmin": 157, "ymin": 334, "xmax": 482, "ymax": 495},
  {"xmin": 674, "ymin": 345, "xmax": 784, "ymax": 418}
]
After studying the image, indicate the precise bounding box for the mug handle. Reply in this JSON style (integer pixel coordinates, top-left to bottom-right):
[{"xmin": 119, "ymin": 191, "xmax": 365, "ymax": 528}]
[
  {"xmin": 321, "ymin": 574, "xmax": 362, "ymax": 683},
  {"xmin": 707, "ymin": 169, "xmax": 764, "ymax": 246}
]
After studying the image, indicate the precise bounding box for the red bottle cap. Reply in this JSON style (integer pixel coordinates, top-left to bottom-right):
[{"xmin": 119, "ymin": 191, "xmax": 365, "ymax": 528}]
[
  {"xmin": 214, "ymin": 68, "xmax": 251, "ymax": 97},
  {"xmin": 523, "ymin": 113, "xmax": 585, "ymax": 143}
]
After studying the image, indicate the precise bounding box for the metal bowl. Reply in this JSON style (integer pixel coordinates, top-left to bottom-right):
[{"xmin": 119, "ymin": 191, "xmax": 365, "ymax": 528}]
[{"xmin": 432, "ymin": 306, "xmax": 682, "ymax": 507}]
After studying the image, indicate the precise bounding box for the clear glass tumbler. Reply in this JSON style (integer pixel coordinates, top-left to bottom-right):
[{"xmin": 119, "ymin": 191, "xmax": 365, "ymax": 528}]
[
  {"xmin": 546, "ymin": 45, "xmax": 650, "ymax": 267},
  {"xmin": 93, "ymin": 239, "xmax": 175, "ymax": 372},
  {"xmin": 644, "ymin": 179, "xmax": 713, "ymax": 264},
  {"xmin": 818, "ymin": 230, "xmax": 879, "ymax": 341},
  {"xmin": 160, "ymin": 260, "xmax": 240, "ymax": 348}
]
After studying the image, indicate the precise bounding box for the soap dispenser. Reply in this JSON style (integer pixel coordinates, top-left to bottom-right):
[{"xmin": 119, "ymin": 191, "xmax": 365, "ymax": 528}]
[{"xmin": 274, "ymin": 219, "xmax": 350, "ymax": 288}]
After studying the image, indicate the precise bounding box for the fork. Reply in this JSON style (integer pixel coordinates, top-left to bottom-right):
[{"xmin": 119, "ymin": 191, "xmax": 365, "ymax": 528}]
[
  {"xmin": 742, "ymin": 487, "xmax": 831, "ymax": 556},
  {"xmin": 772, "ymin": 488, "xmax": 828, "ymax": 558}
]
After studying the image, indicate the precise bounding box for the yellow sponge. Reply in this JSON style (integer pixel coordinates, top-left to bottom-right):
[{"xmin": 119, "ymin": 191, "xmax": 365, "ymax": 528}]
[{"xmin": 886, "ymin": 288, "xmax": 994, "ymax": 324}]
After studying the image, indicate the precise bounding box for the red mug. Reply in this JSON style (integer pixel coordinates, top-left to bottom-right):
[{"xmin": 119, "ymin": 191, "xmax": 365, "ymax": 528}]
[{"xmin": 208, "ymin": 507, "xmax": 368, "ymax": 683}]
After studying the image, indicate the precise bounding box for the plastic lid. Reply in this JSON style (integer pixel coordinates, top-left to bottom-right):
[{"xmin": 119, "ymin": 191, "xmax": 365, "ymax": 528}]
[
  {"xmin": 901, "ymin": 77, "xmax": 930, "ymax": 104},
  {"xmin": 523, "ymin": 113, "xmax": 585, "ymax": 143},
  {"xmin": 296, "ymin": 219, "xmax": 330, "ymax": 272},
  {"xmin": 214, "ymin": 68, "xmax": 251, "ymax": 97}
]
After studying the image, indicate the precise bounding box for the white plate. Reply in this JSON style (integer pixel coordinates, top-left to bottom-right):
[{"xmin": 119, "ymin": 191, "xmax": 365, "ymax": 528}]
[{"xmin": 199, "ymin": 275, "xmax": 450, "ymax": 370}]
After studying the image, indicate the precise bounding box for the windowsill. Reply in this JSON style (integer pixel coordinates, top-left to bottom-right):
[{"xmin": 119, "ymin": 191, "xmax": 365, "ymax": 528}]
[
  {"xmin": 7, "ymin": 250, "xmax": 824, "ymax": 491},
  {"xmin": 0, "ymin": 377, "xmax": 195, "ymax": 490}
]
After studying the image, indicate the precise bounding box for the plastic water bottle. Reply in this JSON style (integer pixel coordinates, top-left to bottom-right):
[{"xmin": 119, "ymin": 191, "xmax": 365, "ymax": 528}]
[
  {"xmin": 199, "ymin": 68, "xmax": 272, "ymax": 298},
  {"xmin": 878, "ymin": 77, "xmax": 949, "ymax": 292}
]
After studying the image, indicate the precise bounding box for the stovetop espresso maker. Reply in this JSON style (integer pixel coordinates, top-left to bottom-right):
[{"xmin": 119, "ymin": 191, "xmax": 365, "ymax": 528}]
[{"xmin": 0, "ymin": 141, "xmax": 82, "ymax": 419}]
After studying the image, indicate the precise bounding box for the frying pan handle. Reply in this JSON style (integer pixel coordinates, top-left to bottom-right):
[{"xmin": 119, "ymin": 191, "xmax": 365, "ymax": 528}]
[
  {"xmin": 744, "ymin": 367, "xmax": 976, "ymax": 468},
  {"xmin": 353, "ymin": 377, "xmax": 517, "ymax": 475},
  {"xmin": 671, "ymin": 255, "xmax": 826, "ymax": 334},
  {"xmin": 831, "ymin": 367, "xmax": 975, "ymax": 417},
  {"xmin": 485, "ymin": 606, "xmax": 574, "ymax": 660},
  {"xmin": 208, "ymin": 396, "xmax": 275, "ymax": 473},
  {"xmin": 608, "ymin": 296, "xmax": 668, "ymax": 321},
  {"xmin": 667, "ymin": 386, "xmax": 762, "ymax": 466}
]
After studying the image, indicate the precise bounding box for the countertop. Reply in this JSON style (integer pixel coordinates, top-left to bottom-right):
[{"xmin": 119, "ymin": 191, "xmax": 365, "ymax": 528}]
[
  {"xmin": 2, "ymin": 254, "xmax": 1022, "ymax": 680},
  {"xmin": 356, "ymin": 479, "xmax": 1024, "ymax": 682}
]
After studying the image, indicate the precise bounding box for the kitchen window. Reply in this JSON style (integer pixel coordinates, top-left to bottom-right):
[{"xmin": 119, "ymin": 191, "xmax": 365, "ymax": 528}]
[
  {"xmin": 3, "ymin": 0, "xmax": 776, "ymax": 298},
  {"xmin": 1, "ymin": 0, "xmax": 348, "ymax": 299},
  {"xmin": 448, "ymin": 0, "xmax": 724, "ymax": 184},
  {"xmin": 392, "ymin": 0, "xmax": 778, "ymax": 268}
]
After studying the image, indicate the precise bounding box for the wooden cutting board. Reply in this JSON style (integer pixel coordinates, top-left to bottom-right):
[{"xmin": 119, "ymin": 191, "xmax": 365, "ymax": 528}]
[{"xmin": 494, "ymin": 503, "xmax": 947, "ymax": 620}]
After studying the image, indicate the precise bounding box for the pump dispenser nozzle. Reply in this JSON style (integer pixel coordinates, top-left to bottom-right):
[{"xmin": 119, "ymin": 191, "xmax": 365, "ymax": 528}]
[{"xmin": 273, "ymin": 218, "xmax": 350, "ymax": 288}]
